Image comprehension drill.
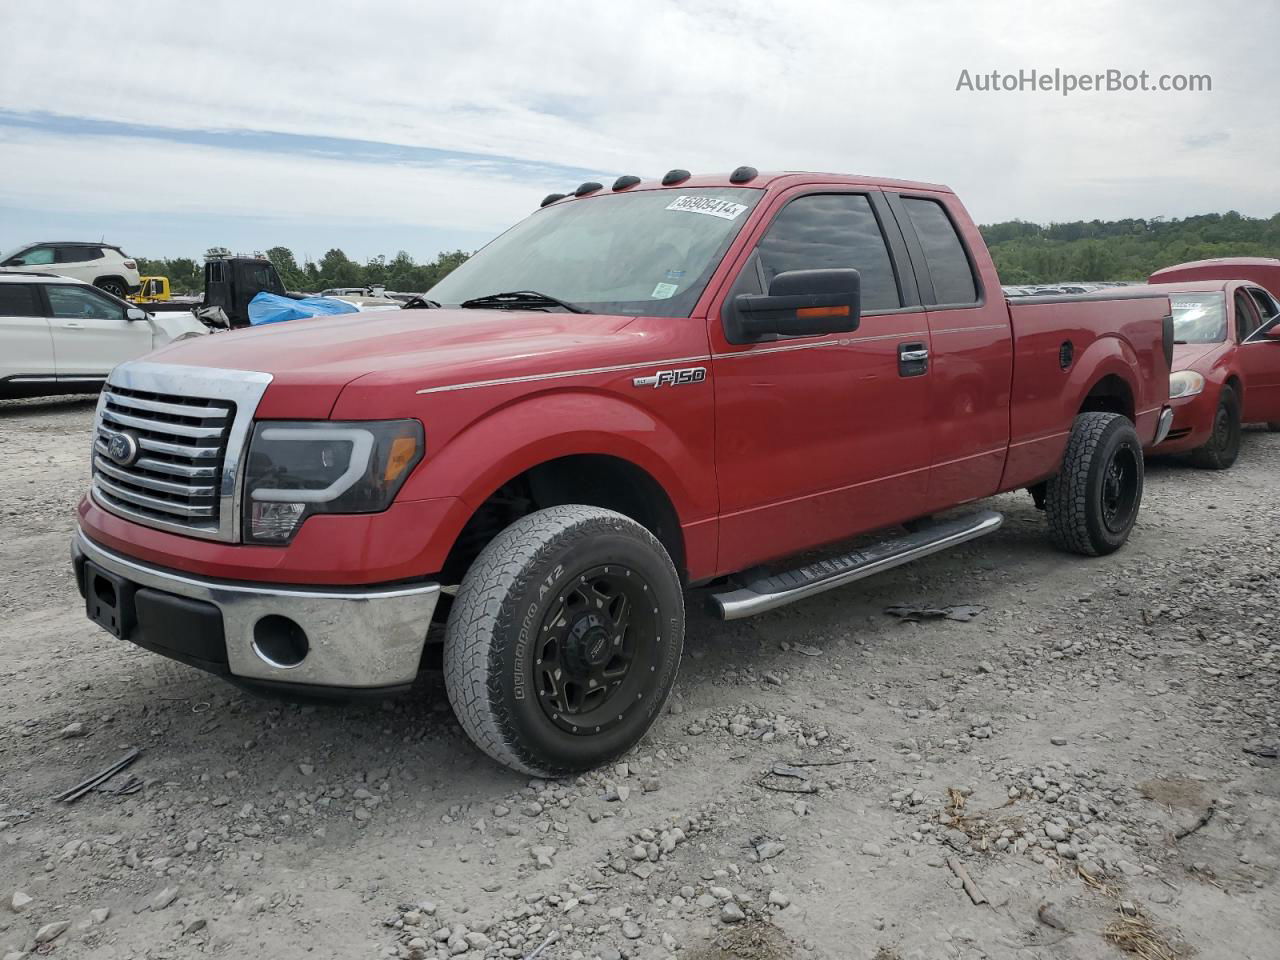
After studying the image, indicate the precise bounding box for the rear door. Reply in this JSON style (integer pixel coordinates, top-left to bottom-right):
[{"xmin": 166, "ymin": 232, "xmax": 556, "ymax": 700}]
[
  {"xmin": 1237, "ymin": 287, "xmax": 1280, "ymax": 421},
  {"xmin": 0, "ymin": 283, "xmax": 55, "ymax": 387},
  {"xmin": 886, "ymin": 192, "xmax": 1013, "ymax": 510},
  {"xmin": 710, "ymin": 188, "xmax": 935, "ymax": 569},
  {"xmin": 44, "ymin": 283, "xmax": 152, "ymax": 381},
  {"xmin": 55, "ymin": 245, "xmax": 103, "ymax": 284}
]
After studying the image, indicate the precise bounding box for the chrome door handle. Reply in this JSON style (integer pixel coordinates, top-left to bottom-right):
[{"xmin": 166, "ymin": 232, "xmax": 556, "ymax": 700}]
[{"xmin": 899, "ymin": 348, "xmax": 929, "ymax": 362}]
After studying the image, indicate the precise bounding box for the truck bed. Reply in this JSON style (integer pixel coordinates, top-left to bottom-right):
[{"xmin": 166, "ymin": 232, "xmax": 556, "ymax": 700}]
[{"xmin": 1002, "ymin": 289, "xmax": 1173, "ymax": 491}]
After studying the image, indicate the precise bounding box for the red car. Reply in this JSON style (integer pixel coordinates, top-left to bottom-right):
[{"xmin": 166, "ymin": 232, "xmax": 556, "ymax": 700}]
[
  {"xmin": 72, "ymin": 170, "xmax": 1173, "ymax": 775},
  {"xmin": 1145, "ymin": 264, "xmax": 1280, "ymax": 467}
]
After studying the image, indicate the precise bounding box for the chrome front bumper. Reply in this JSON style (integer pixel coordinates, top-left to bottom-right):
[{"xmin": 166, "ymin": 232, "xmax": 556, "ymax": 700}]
[{"xmin": 73, "ymin": 531, "xmax": 439, "ymax": 690}]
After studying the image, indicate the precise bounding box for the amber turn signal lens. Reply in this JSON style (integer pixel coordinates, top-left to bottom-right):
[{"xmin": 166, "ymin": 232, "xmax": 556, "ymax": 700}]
[
  {"xmin": 796, "ymin": 305, "xmax": 850, "ymax": 319},
  {"xmin": 385, "ymin": 435, "xmax": 419, "ymax": 484}
]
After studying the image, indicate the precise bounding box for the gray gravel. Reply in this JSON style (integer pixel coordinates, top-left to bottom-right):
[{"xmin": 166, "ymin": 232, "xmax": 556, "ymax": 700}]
[{"xmin": 1, "ymin": 396, "xmax": 1278, "ymax": 959}]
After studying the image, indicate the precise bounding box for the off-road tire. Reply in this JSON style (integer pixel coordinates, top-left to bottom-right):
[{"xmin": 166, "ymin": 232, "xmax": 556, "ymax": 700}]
[
  {"xmin": 95, "ymin": 278, "xmax": 127, "ymax": 299},
  {"xmin": 444, "ymin": 505, "xmax": 684, "ymax": 777},
  {"xmin": 1188, "ymin": 385, "xmax": 1241, "ymax": 470},
  {"xmin": 1045, "ymin": 412, "xmax": 1144, "ymax": 557}
]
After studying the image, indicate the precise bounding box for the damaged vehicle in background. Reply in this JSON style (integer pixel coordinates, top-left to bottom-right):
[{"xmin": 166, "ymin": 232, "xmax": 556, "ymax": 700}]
[
  {"xmin": 0, "ymin": 273, "xmax": 207, "ymax": 399},
  {"xmin": 72, "ymin": 167, "xmax": 1173, "ymax": 777}
]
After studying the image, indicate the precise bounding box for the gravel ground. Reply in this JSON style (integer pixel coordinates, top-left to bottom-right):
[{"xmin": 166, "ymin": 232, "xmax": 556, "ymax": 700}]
[{"xmin": 1, "ymin": 394, "xmax": 1277, "ymax": 960}]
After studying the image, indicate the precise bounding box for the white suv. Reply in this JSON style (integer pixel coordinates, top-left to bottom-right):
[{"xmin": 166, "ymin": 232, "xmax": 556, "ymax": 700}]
[
  {"xmin": 0, "ymin": 242, "xmax": 142, "ymax": 298},
  {"xmin": 0, "ymin": 273, "xmax": 208, "ymax": 399}
]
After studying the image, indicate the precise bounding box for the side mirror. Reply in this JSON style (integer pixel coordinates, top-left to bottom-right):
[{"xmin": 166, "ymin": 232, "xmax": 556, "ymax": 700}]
[
  {"xmin": 729, "ymin": 268, "xmax": 861, "ymax": 343},
  {"xmin": 126, "ymin": 306, "xmax": 148, "ymax": 321}
]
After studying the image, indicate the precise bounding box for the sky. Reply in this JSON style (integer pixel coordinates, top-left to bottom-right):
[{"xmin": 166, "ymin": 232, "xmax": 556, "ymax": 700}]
[{"xmin": 1, "ymin": 0, "xmax": 1276, "ymax": 264}]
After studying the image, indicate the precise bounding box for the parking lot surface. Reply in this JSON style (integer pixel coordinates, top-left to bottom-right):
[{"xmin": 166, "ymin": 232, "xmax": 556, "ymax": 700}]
[{"xmin": 1, "ymin": 394, "xmax": 1277, "ymax": 960}]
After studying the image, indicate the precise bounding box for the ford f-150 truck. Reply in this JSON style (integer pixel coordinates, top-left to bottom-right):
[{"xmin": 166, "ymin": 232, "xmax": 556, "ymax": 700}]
[{"xmin": 72, "ymin": 169, "xmax": 1174, "ymax": 776}]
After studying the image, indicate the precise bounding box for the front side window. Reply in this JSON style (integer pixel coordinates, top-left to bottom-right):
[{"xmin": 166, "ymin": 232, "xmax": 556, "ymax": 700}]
[
  {"xmin": 428, "ymin": 188, "xmax": 763, "ymax": 317},
  {"xmin": 1171, "ymin": 293, "xmax": 1227, "ymax": 343},
  {"xmin": 0, "ymin": 284, "xmax": 41, "ymax": 317},
  {"xmin": 753, "ymin": 193, "xmax": 901, "ymax": 311},
  {"xmin": 902, "ymin": 197, "xmax": 978, "ymax": 305},
  {"xmin": 1235, "ymin": 290, "xmax": 1262, "ymax": 340},
  {"xmin": 10, "ymin": 246, "xmax": 54, "ymax": 266},
  {"xmin": 45, "ymin": 284, "xmax": 124, "ymax": 321}
]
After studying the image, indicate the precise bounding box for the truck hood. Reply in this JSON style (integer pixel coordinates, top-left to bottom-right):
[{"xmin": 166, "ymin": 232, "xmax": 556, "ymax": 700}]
[{"xmin": 144, "ymin": 308, "xmax": 639, "ymax": 417}]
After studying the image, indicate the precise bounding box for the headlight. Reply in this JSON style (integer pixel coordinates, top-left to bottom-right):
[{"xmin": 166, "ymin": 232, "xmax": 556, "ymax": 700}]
[
  {"xmin": 242, "ymin": 420, "xmax": 424, "ymax": 543},
  {"xmin": 1168, "ymin": 370, "xmax": 1206, "ymax": 400}
]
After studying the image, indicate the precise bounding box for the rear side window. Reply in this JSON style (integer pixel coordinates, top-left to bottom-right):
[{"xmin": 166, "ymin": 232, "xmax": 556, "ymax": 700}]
[
  {"xmin": 57, "ymin": 246, "xmax": 102, "ymax": 263},
  {"xmin": 0, "ymin": 284, "xmax": 42, "ymax": 317},
  {"xmin": 902, "ymin": 198, "xmax": 978, "ymax": 305},
  {"xmin": 755, "ymin": 194, "xmax": 901, "ymax": 311}
]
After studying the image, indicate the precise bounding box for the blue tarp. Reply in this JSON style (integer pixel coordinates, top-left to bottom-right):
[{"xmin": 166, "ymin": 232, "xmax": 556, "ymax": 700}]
[{"xmin": 248, "ymin": 292, "xmax": 360, "ymax": 326}]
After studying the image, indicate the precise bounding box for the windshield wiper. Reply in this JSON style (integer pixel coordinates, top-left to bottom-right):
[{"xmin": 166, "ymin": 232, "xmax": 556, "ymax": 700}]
[{"xmin": 459, "ymin": 290, "xmax": 589, "ymax": 314}]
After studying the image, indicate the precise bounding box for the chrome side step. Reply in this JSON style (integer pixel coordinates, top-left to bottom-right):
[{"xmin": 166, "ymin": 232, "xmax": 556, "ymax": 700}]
[{"xmin": 710, "ymin": 510, "xmax": 1004, "ymax": 620}]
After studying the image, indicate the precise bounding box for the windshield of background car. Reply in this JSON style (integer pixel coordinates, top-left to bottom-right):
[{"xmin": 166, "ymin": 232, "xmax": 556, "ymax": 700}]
[
  {"xmin": 427, "ymin": 188, "xmax": 763, "ymax": 317},
  {"xmin": 1171, "ymin": 292, "xmax": 1227, "ymax": 343}
]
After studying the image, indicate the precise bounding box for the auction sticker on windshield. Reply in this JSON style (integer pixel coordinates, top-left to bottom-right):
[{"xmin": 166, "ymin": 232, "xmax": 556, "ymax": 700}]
[{"xmin": 666, "ymin": 195, "xmax": 749, "ymax": 220}]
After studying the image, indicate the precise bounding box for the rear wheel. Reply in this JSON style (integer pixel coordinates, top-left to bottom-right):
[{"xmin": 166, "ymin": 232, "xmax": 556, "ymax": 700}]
[
  {"xmin": 444, "ymin": 505, "xmax": 684, "ymax": 777},
  {"xmin": 95, "ymin": 278, "xmax": 127, "ymax": 299},
  {"xmin": 1188, "ymin": 385, "xmax": 1241, "ymax": 470},
  {"xmin": 1045, "ymin": 412, "xmax": 1144, "ymax": 556}
]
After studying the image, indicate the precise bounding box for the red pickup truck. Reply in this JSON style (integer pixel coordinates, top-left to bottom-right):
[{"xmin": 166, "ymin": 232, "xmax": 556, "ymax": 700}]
[{"xmin": 72, "ymin": 169, "xmax": 1173, "ymax": 776}]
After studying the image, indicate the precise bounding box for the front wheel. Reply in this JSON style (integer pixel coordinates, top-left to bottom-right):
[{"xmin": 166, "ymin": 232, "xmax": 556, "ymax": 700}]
[
  {"xmin": 1188, "ymin": 385, "xmax": 1241, "ymax": 470},
  {"xmin": 1045, "ymin": 412, "xmax": 1144, "ymax": 556},
  {"xmin": 444, "ymin": 505, "xmax": 684, "ymax": 777}
]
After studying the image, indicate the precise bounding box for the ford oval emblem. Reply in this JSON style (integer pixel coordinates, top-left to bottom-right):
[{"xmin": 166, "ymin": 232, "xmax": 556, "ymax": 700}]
[{"xmin": 106, "ymin": 431, "xmax": 140, "ymax": 467}]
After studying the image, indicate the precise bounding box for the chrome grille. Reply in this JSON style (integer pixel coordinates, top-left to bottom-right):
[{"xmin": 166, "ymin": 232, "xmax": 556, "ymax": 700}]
[
  {"xmin": 89, "ymin": 362, "xmax": 273, "ymax": 543},
  {"xmin": 93, "ymin": 386, "xmax": 234, "ymax": 534}
]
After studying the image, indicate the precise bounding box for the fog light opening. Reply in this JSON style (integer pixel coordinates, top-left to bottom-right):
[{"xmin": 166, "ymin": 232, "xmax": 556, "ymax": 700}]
[{"xmin": 252, "ymin": 615, "xmax": 309, "ymax": 668}]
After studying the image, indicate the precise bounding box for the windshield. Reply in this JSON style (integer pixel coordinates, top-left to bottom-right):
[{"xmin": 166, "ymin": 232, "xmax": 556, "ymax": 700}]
[
  {"xmin": 428, "ymin": 188, "xmax": 762, "ymax": 317},
  {"xmin": 1171, "ymin": 292, "xmax": 1227, "ymax": 343}
]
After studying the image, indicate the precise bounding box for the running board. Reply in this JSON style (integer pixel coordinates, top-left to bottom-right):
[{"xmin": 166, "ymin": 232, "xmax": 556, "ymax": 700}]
[{"xmin": 710, "ymin": 510, "xmax": 1004, "ymax": 620}]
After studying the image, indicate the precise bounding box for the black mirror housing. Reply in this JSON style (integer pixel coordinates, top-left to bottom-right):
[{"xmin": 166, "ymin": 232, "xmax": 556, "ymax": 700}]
[{"xmin": 729, "ymin": 268, "xmax": 862, "ymax": 343}]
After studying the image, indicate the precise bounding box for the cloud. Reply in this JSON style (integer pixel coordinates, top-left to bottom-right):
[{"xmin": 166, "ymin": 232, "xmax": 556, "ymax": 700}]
[{"xmin": 0, "ymin": 0, "xmax": 1276, "ymax": 258}]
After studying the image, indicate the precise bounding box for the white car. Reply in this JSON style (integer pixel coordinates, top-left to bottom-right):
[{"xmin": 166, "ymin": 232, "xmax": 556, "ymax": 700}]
[
  {"xmin": 0, "ymin": 241, "xmax": 142, "ymax": 298},
  {"xmin": 0, "ymin": 273, "xmax": 208, "ymax": 399}
]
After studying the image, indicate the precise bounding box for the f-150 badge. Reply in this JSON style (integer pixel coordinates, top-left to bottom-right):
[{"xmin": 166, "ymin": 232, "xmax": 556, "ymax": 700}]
[{"xmin": 632, "ymin": 366, "xmax": 707, "ymax": 389}]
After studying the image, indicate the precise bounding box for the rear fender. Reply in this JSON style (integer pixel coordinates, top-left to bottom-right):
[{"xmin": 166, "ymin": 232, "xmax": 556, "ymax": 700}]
[{"xmin": 1068, "ymin": 335, "xmax": 1142, "ymax": 418}]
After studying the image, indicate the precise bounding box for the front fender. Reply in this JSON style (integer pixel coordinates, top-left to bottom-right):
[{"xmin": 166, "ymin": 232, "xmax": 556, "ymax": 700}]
[{"xmin": 394, "ymin": 387, "xmax": 718, "ymax": 572}]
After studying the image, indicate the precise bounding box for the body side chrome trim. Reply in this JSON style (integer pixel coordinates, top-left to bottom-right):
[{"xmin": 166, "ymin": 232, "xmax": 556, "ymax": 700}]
[
  {"xmin": 415, "ymin": 356, "xmax": 712, "ymax": 395},
  {"xmin": 713, "ymin": 330, "xmax": 930, "ymax": 360},
  {"xmin": 928, "ymin": 323, "xmax": 1009, "ymax": 335}
]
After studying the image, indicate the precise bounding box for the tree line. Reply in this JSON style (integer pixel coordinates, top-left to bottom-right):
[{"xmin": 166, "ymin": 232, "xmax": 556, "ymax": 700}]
[
  {"xmin": 136, "ymin": 209, "xmax": 1280, "ymax": 295},
  {"xmin": 135, "ymin": 247, "xmax": 472, "ymax": 296},
  {"xmin": 980, "ymin": 210, "xmax": 1280, "ymax": 284}
]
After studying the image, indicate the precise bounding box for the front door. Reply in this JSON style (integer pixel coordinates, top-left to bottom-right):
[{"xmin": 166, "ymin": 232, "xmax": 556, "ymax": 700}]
[
  {"xmin": 43, "ymin": 283, "xmax": 152, "ymax": 380},
  {"xmin": 1237, "ymin": 287, "xmax": 1280, "ymax": 422},
  {"xmin": 0, "ymin": 282, "xmax": 55, "ymax": 385},
  {"xmin": 711, "ymin": 189, "xmax": 934, "ymax": 572}
]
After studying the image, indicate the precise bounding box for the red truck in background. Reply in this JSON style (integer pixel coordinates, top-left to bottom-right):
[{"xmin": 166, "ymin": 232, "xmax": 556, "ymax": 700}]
[
  {"xmin": 72, "ymin": 169, "xmax": 1174, "ymax": 776},
  {"xmin": 1144, "ymin": 259, "xmax": 1280, "ymax": 466}
]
